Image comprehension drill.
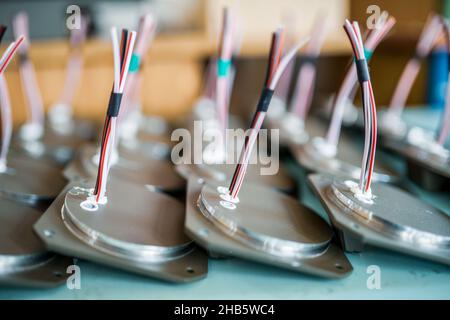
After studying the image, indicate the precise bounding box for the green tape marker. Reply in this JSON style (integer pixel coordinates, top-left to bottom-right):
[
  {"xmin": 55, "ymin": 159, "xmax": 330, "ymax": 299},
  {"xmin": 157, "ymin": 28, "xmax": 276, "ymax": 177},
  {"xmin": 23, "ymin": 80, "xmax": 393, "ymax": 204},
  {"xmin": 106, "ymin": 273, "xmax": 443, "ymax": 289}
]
[
  {"xmin": 353, "ymin": 48, "xmax": 373, "ymax": 62},
  {"xmin": 364, "ymin": 48, "xmax": 373, "ymax": 61},
  {"xmin": 217, "ymin": 59, "xmax": 231, "ymax": 77},
  {"xmin": 129, "ymin": 54, "xmax": 141, "ymax": 73}
]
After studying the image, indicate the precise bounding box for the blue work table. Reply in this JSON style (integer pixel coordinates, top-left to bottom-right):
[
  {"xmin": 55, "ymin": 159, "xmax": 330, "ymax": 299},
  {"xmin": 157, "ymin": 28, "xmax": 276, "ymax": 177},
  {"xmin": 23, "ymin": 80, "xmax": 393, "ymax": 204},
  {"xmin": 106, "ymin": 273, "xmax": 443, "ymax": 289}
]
[{"xmin": 1, "ymin": 108, "xmax": 449, "ymax": 300}]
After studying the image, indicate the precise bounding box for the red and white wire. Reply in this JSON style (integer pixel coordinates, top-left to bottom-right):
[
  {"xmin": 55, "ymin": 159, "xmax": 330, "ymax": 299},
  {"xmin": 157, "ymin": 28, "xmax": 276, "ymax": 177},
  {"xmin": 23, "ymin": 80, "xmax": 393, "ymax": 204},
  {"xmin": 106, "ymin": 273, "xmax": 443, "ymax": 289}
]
[
  {"xmin": 121, "ymin": 13, "xmax": 156, "ymax": 120},
  {"xmin": 13, "ymin": 12, "xmax": 44, "ymax": 131},
  {"xmin": 93, "ymin": 27, "xmax": 136, "ymax": 204},
  {"xmin": 0, "ymin": 37, "xmax": 24, "ymax": 169},
  {"xmin": 343, "ymin": 20, "xmax": 377, "ymax": 193},
  {"xmin": 228, "ymin": 33, "xmax": 309, "ymax": 199},
  {"xmin": 389, "ymin": 15, "xmax": 441, "ymax": 114},
  {"xmin": 58, "ymin": 15, "xmax": 89, "ymax": 108},
  {"xmin": 291, "ymin": 14, "xmax": 328, "ymax": 119},
  {"xmin": 326, "ymin": 16, "xmax": 395, "ymax": 147},
  {"xmin": 216, "ymin": 8, "xmax": 234, "ymax": 154}
]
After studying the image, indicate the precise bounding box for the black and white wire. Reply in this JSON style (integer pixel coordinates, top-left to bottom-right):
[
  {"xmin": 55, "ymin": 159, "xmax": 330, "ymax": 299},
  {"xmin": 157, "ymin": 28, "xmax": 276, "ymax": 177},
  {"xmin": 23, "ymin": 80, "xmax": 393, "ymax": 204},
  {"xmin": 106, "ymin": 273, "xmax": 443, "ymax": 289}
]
[{"xmin": 228, "ymin": 30, "xmax": 308, "ymax": 199}]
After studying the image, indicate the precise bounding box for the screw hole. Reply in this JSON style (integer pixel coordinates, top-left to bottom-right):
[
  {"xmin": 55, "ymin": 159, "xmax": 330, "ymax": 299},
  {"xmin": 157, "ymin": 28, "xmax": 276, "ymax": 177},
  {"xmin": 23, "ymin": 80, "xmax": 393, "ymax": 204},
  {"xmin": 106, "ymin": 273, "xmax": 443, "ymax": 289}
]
[
  {"xmin": 43, "ymin": 229, "xmax": 55, "ymax": 238},
  {"xmin": 186, "ymin": 267, "xmax": 195, "ymax": 274},
  {"xmin": 53, "ymin": 271, "xmax": 63, "ymax": 278},
  {"xmin": 335, "ymin": 263, "xmax": 344, "ymax": 270},
  {"xmin": 198, "ymin": 229, "xmax": 209, "ymax": 237}
]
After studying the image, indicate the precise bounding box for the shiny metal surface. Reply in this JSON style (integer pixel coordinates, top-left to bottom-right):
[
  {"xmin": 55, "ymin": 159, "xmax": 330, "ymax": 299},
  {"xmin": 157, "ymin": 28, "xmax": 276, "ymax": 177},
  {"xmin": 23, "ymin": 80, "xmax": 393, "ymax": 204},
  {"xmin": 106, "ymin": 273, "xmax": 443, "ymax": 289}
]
[
  {"xmin": 35, "ymin": 182, "xmax": 208, "ymax": 283},
  {"xmin": 383, "ymin": 138, "xmax": 449, "ymax": 190},
  {"xmin": 79, "ymin": 144, "xmax": 185, "ymax": 191},
  {"xmin": 13, "ymin": 119, "xmax": 96, "ymax": 166},
  {"xmin": 0, "ymin": 155, "xmax": 67, "ymax": 205},
  {"xmin": 62, "ymin": 179, "xmax": 193, "ymax": 262},
  {"xmin": 185, "ymin": 177, "xmax": 352, "ymax": 278},
  {"xmin": 330, "ymin": 179, "xmax": 450, "ymax": 249},
  {"xmin": 198, "ymin": 182, "xmax": 332, "ymax": 258},
  {"xmin": 292, "ymin": 136, "xmax": 398, "ymax": 184},
  {"xmin": 308, "ymin": 174, "xmax": 450, "ymax": 265},
  {"xmin": 119, "ymin": 138, "xmax": 170, "ymax": 161},
  {"xmin": 0, "ymin": 198, "xmax": 50, "ymax": 271},
  {"xmin": 0, "ymin": 198, "xmax": 71, "ymax": 287},
  {"xmin": 176, "ymin": 162, "xmax": 295, "ymax": 193},
  {"xmin": 266, "ymin": 112, "xmax": 309, "ymax": 146}
]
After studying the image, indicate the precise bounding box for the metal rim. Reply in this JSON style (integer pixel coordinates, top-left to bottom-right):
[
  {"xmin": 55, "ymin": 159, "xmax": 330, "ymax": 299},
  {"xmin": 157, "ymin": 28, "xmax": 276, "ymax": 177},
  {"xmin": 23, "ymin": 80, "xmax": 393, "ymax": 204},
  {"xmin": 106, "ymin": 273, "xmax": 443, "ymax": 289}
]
[
  {"xmin": 0, "ymin": 156, "xmax": 67, "ymax": 203},
  {"xmin": 62, "ymin": 183, "xmax": 194, "ymax": 263},
  {"xmin": 328, "ymin": 179, "xmax": 450, "ymax": 249},
  {"xmin": 197, "ymin": 182, "xmax": 332, "ymax": 258},
  {"xmin": 299, "ymin": 139, "xmax": 394, "ymax": 182},
  {"xmin": 80, "ymin": 144, "xmax": 184, "ymax": 191}
]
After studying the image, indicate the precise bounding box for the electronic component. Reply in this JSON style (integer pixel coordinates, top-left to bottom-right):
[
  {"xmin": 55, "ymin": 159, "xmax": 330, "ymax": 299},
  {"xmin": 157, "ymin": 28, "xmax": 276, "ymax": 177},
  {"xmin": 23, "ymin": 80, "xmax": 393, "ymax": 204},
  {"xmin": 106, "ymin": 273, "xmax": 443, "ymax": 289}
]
[{"xmin": 308, "ymin": 20, "xmax": 450, "ymax": 266}]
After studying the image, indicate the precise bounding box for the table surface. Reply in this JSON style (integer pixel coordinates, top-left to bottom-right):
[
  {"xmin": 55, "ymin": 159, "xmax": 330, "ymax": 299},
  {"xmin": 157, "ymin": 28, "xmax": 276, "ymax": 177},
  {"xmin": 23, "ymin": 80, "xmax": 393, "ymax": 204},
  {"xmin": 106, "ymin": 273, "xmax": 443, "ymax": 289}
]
[{"xmin": 1, "ymin": 108, "xmax": 449, "ymax": 300}]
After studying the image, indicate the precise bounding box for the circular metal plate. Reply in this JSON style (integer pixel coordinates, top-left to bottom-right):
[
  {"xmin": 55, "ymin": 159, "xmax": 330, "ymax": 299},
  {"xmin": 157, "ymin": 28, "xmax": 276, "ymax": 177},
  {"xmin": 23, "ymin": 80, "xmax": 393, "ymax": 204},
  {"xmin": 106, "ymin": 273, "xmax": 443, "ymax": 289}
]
[
  {"xmin": 119, "ymin": 138, "xmax": 171, "ymax": 161},
  {"xmin": 80, "ymin": 144, "xmax": 185, "ymax": 191},
  {"xmin": 0, "ymin": 198, "xmax": 53, "ymax": 273},
  {"xmin": 329, "ymin": 179, "xmax": 450, "ymax": 249},
  {"xmin": 0, "ymin": 155, "xmax": 67, "ymax": 204},
  {"xmin": 13, "ymin": 119, "xmax": 96, "ymax": 166},
  {"xmin": 178, "ymin": 162, "xmax": 295, "ymax": 192},
  {"xmin": 296, "ymin": 138, "xmax": 397, "ymax": 183},
  {"xmin": 62, "ymin": 179, "xmax": 193, "ymax": 262},
  {"xmin": 266, "ymin": 112, "xmax": 309, "ymax": 145},
  {"xmin": 198, "ymin": 182, "xmax": 333, "ymax": 258},
  {"xmin": 140, "ymin": 115, "xmax": 170, "ymax": 136}
]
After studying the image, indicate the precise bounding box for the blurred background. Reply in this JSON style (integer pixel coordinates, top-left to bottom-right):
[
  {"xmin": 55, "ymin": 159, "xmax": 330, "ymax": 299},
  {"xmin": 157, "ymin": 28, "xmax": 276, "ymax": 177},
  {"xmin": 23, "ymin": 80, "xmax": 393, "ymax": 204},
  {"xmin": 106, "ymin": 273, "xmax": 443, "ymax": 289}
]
[{"xmin": 0, "ymin": 0, "xmax": 448, "ymax": 125}]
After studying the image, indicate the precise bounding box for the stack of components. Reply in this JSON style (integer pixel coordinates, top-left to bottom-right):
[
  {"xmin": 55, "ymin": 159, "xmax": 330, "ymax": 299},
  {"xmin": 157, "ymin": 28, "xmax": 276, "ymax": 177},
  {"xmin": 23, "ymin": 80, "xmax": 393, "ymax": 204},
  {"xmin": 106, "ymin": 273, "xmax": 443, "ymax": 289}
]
[
  {"xmin": 0, "ymin": 24, "xmax": 72, "ymax": 287},
  {"xmin": 1, "ymin": 7, "xmax": 449, "ymax": 290},
  {"xmin": 36, "ymin": 22, "xmax": 208, "ymax": 283}
]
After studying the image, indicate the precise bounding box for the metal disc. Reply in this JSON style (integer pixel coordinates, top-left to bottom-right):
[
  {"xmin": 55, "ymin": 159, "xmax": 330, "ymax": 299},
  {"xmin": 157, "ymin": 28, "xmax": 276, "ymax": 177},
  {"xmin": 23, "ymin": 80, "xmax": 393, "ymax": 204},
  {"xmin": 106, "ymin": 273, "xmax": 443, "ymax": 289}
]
[
  {"xmin": 46, "ymin": 118, "xmax": 96, "ymax": 142},
  {"xmin": 139, "ymin": 115, "xmax": 170, "ymax": 136},
  {"xmin": 0, "ymin": 155, "xmax": 67, "ymax": 204},
  {"xmin": 293, "ymin": 138, "xmax": 397, "ymax": 183},
  {"xmin": 177, "ymin": 162, "xmax": 295, "ymax": 192},
  {"xmin": 80, "ymin": 144, "xmax": 185, "ymax": 191},
  {"xmin": 13, "ymin": 119, "xmax": 95, "ymax": 166},
  {"xmin": 119, "ymin": 138, "xmax": 171, "ymax": 161},
  {"xmin": 62, "ymin": 179, "xmax": 193, "ymax": 262},
  {"xmin": 198, "ymin": 182, "xmax": 333, "ymax": 258},
  {"xmin": 0, "ymin": 198, "xmax": 53, "ymax": 273},
  {"xmin": 266, "ymin": 112, "xmax": 309, "ymax": 145},
  {"xmin": 329, "ymin": 179, "xmax": 450, "ymax": 249}
]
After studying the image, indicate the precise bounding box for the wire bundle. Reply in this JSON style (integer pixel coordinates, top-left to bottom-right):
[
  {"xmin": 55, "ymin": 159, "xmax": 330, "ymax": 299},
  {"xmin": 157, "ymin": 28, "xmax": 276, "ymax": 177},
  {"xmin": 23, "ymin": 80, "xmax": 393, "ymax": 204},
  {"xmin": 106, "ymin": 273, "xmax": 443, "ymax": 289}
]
[
  {"xmin": 13, "ymin": 12, "xmax": 44, "ymax": 139},
  {"xmin": 438, "ymin": 18, "xmax": 450, "ymax": 146},
  {"xmin": 55, "ymin": 15, "xmax": 89, "ymax": 113},
  {"xmin": 273, "ymin": 22, "xmax": 296, "ymax": 105},
  {"xmin": 121, "ymin": 13, "xmax": 156, "ymax": 121},
  {"xmin": 0, "ymin": 27, "xmax": 25, "ymax": 171},
  {"xmin": 91, "ymin": 28, "xmax": 136, "ymax": 204},
  {"xmin": 228, "ymin": 30, "xmax": 308, "ymax": 199},
  {"xmin": 290, "ymin": 13, "xmax": 328, "ymax": 120},
  {"xmin": 343, "ymin": 20, "xmax": 377, "ymax": 194},
  {"xmin": 326, "ymin": 15, "xmax": 395, "ymax": 147},
  {"xmin": 215, "ymin": 8, "xmax": 234, "ymax": 155},
  {"xmin": 389, "ymin": 14, "xmax": 441, "ymax": 114}
]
